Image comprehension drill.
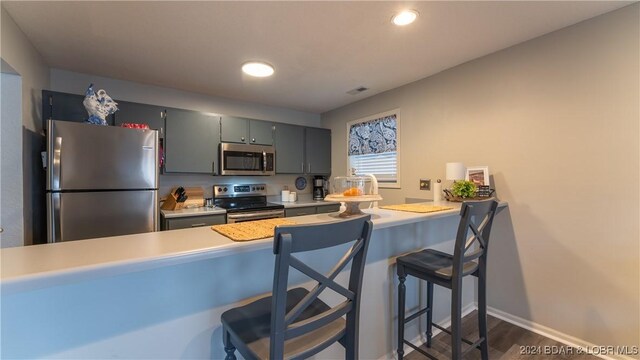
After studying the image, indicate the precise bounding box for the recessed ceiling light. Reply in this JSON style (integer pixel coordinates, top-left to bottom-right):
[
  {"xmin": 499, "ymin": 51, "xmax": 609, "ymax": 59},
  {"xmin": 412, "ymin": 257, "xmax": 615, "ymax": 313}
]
[
  {"xmin": 242, "ymin": 61, "xmax": 275, "ymax": 77},
  {"xmin": 392, "ymin": 10, "xmax": 418, "ymax": 26}
]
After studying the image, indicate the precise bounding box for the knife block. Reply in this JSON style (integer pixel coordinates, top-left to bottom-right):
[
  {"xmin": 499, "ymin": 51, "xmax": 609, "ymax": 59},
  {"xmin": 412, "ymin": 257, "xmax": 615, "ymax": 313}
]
[
  {"xmin": 161, "ymin": 193, "xmax": 185, "ymax": 211},
  {"xmin": 161, "ymin": 187, "xmax": 205, "ymax": 211}
]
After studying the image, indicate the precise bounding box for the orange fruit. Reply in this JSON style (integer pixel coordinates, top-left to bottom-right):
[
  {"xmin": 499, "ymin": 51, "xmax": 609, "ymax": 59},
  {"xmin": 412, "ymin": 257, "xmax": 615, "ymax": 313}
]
[{"xmin": 343, "ymin": 187, "xmax": 363, "ymax": 196}]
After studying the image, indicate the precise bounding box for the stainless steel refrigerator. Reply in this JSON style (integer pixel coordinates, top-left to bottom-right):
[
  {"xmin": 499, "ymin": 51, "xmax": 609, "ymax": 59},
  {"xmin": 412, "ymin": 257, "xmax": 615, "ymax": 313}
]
[{"xmin": 46, "ymin": 120, "xmax": 159, "ymax": 242}]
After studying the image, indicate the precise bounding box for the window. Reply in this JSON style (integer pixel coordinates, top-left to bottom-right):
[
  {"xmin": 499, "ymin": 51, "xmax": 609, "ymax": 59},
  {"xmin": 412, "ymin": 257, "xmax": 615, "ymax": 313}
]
[{"xmin": 347, "ymin": 110, "xmax": 400, "ymax": 188}]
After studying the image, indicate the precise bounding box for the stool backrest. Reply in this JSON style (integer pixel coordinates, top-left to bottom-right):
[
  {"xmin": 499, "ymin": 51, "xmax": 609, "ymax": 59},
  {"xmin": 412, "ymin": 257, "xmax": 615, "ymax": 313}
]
[
  {"xmin": 452, "ymin": 199, "xmax": 499, "ymax": 279},
  {"xmin": 270, "ymin": 215, "xmax": 373, "ymax": 359}
]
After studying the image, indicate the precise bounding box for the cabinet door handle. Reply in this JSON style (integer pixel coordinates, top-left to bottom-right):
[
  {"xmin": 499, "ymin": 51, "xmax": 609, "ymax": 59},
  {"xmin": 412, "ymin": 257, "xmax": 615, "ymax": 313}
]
[
  {"xmin": 241, "ymin": 137, "xmax": 245, "ymax": 142},
  {"xmin": 308, "ymin": 163, "xmax": 311, "ymax": 173},
  {"xmin": 212, "ymin": 161, "xmax": 216, "ymax": 175},
  {"xmin": 301, "ymin": 162, "xmax": 304, "ymax": 173},
  {"xmin": 191, "ymin": 223, "xmax": 206, "ymax": 227},
  {"xmin": 252, "ymin": 138, "xmax": 256, "ymax": 143}
]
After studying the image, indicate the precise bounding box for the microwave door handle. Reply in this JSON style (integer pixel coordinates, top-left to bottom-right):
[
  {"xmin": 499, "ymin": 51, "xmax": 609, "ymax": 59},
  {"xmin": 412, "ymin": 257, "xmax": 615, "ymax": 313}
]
[{"xmin": 263, "ymin": 151, "xmax": 267, "ymax": 173}]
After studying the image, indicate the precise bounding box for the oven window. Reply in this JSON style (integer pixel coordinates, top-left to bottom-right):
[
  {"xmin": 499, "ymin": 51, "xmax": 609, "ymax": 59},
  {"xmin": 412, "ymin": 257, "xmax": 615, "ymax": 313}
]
[{"xmin": 223, "ymin": 151, "xmax": 262, "ymax": 171}]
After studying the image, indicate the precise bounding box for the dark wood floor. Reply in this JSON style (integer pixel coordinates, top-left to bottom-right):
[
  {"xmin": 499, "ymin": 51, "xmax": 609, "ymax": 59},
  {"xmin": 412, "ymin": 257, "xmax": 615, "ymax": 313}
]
[{"xmin": 404, "ymin": 311, "xmax": 596, "ymax": 360}]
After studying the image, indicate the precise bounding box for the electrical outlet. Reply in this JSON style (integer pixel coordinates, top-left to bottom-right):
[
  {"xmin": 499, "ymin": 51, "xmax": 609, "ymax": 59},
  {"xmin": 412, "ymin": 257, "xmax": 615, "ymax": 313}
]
[{"xmin": 420, "ymin": 179, "xmax": 431, "ymax": 190}]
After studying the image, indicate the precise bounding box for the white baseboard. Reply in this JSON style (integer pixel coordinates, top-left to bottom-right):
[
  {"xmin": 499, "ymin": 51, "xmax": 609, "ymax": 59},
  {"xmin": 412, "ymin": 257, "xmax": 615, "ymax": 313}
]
[
  {"xmin": 381, "ymin": 302, "xmax": 477, "ymax": 360},
  {"xmin": 487, "ymin": 306, "xmax": 638, "ymax": 360}
]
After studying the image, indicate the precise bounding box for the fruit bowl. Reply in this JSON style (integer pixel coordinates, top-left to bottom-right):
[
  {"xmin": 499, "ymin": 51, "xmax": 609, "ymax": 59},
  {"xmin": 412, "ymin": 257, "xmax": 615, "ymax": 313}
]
[{"xmin": 324, "ymin": 176, "xmax": 382, "ymax": 217}]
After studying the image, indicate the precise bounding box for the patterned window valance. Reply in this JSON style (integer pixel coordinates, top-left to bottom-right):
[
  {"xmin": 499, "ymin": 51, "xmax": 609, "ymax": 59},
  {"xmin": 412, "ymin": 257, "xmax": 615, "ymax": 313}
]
[{"xmin": 348, "ymin": 114, "xmax": 397, "ymax": 156}]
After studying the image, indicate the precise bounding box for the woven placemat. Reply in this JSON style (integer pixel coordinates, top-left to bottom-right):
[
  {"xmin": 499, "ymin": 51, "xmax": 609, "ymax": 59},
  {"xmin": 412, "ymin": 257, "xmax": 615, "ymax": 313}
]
[
  {"xmin": 380, "ymin": 204, "xmax": 455, "ymax": 213},
  {"xmin": 211, "ymin": 218, "xmax": 297, "ymax": 241}
]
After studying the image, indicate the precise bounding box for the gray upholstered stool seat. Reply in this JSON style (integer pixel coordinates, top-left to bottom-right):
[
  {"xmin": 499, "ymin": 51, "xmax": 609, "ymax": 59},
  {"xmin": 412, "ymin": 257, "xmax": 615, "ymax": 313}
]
[
  {"xmin": 397, "ymin": 249, "xmax": 479, "ymax": 280},
  {"xmin": 221, "ymin": 287, "xmax": 346, "ymax": 359}
]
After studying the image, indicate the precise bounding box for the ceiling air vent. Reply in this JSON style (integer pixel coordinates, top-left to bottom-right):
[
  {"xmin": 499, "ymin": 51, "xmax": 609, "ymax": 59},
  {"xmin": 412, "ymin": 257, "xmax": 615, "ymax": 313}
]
[{"xmin": 347, "ymin": 86, "xmax": 369, "ymax": 95}]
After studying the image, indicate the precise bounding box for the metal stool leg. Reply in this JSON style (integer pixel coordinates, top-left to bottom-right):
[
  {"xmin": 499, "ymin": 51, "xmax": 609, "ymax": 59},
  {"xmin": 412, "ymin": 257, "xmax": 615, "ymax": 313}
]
[
  {"xmin": 451, "ymin": 280, "xmax": 463, "ymax": 360},
  {"xmin": 397, "ymin": 274, "xmax": 406, "ymax": 360},
  {"xmin": 478, "ymin": 269, "xmax": 489, "ymax": 360},
  {"xmin": 426, "ymin": 281, "xmax": 434, "ymax": 348}
]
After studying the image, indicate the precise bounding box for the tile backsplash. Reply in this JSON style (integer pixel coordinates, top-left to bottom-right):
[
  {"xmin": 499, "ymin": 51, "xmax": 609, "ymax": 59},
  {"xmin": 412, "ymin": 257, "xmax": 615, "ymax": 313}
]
[{"xmin": 159, "ymin": 174, "xmax": 314, "ymax": 199}]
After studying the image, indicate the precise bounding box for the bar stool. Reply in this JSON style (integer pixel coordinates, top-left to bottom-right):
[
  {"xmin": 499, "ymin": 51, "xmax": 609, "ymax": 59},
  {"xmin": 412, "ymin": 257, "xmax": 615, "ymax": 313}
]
[
  {"xmin": 221, "ymin": 215, "xmax": 373, "ymax": 360},
  {"xmin": 396, "ymin": 199, "xmax": 499, "ymax": 360}
]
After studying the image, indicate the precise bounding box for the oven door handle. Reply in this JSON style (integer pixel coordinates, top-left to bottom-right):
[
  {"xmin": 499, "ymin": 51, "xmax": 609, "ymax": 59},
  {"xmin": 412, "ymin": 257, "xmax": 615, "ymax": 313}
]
[{"xmin": 227, "ymin": 209, "xmax": 285, "ymax": 221}]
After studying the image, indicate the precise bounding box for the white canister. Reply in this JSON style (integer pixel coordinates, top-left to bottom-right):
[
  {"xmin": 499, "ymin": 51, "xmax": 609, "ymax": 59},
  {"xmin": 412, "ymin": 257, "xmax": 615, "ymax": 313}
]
[
  {"xmin": 281, "ymin": 190, "xmax": 290, "ymax": 202},
  {"xmin": 289, "ymin": 192, "xmax": 297, "ymax": 202}
]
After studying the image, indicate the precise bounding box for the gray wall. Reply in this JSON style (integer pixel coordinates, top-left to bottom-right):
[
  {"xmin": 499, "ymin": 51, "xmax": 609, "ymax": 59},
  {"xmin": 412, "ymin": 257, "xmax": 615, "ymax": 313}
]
[
  {"xmin": 1, "ymin": 7, "xmax": 50, "ymax": 246},
  {"xmin": 0, "ymin": 70, "xmax": 24, "ymax": 248},
  {"xmin": 49, "ymin": 69, "xmax": 322, "ymax": 198},
  {"xmin": 322, "ymin": 4, "xmax": 639, "ymax": 350}
]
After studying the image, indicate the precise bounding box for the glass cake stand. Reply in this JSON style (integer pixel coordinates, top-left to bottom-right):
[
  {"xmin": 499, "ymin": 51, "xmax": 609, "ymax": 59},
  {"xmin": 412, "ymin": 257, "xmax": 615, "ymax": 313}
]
[{"xmin": 325, "ymin": 175, "xmax": 383, "ymax": 217}]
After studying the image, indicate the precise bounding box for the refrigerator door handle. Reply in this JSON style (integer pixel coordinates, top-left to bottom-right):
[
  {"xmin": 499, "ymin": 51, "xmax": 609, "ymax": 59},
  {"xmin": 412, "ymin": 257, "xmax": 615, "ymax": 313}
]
[
  {"xmin": 48, "ymin": 193, "xmax": 62, "ymax": 243},
  {"xmin": 52, "ymin": 136, "xmax": 62, "ymax": 190}
]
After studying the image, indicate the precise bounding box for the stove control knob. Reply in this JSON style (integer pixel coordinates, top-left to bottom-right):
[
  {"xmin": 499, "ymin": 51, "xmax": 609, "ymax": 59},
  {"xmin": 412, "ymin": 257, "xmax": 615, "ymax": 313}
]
[
  {"xmin": 223, "ymin": 187, "xmax": 228, "ymax": 192},
  {"xmin": 260, "ymin": 186, "xmax": 265, "ymax": 190},
  {"xmin": 217, "ymin": 187, "xmax": 222, "ymax": 192},
  {"xmin": 252, "ymin": 186, "xmax": 256, "ymax": 191}
]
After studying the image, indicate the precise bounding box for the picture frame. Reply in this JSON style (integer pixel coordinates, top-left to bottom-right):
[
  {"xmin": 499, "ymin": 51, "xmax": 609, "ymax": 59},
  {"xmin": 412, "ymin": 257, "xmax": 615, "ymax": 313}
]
[{"xmin": 465, "ymin": 166, "xmax": 490, "ymax": 187}]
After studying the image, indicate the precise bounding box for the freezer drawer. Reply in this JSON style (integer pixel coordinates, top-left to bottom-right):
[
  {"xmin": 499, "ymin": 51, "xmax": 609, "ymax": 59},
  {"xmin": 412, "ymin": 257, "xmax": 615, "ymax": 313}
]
[{"xmin": 48, "ymin": 191, "xmax": 158, "ymax": 242}]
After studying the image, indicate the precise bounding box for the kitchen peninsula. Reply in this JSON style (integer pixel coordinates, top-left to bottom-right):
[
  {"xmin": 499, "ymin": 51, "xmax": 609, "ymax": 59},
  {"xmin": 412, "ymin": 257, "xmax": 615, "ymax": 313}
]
[{"xmin": 1, "ymin": 201, "xmax": 508, "ymax": 359}]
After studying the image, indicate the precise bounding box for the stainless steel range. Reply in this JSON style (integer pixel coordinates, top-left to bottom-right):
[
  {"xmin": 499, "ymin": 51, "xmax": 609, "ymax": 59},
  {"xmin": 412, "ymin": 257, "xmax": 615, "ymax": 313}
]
[{"xmin": 214, "ymin": 183, "xmax": 285, "ymax": 223}]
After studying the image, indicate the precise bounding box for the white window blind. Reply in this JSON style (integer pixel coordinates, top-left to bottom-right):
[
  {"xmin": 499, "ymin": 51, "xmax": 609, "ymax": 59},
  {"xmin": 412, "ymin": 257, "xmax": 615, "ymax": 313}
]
[{"xmin": 349, "ymin": 152, "xmax": 397, "ymax": 182}]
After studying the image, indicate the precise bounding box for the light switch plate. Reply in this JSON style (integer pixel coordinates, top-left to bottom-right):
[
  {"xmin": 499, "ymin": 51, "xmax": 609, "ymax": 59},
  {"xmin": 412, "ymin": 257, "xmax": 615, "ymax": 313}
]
[{"xmin": 420, "ymin": 179, "xmax": 431, "ymax": 190}]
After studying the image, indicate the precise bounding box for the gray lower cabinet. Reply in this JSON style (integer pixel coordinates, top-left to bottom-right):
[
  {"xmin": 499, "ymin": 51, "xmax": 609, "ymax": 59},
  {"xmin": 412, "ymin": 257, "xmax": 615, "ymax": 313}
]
[
  {"xmin": 274, "ymin": 123, "xmax": 305, "ymax": 173},
  {"xmin": 221, "ymin": 116, "xmax": 274, "ymax": 145},
  {"xmin": 316, "ymin": 204, "xmax": 341, "ymax": 214},
  {"xmin": 285, "ymin": 206, "xmax": 317, "ymax": 217},
  {"xmin": 162, "ymin": 214, "xmax": 226, "ymax": 230},
  {"xmin": 305, "ymin": 127, "xmax": 332, "ymax": 175},
  {"xmin": 164, "ymin": 109, "xmax": 220, "ymax": 173},
  {"xmin": 114, "ymin": 101, "xmax": 166, "ymax": 138},
  {"xmin": 285, "ymin": 204, "xmax": 340, "ymax": 217}
]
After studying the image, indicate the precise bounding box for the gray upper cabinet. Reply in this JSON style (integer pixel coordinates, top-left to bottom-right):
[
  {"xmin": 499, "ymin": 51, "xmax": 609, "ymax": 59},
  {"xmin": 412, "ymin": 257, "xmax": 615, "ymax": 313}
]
[
  {"xmin": 274, "ymin": 123, "xmax": 304, "ymax": 174},
  {"xmin": 221, "ymin": 116, "xmax": 274, "ymax": 145},
  {"xmin": 164, "ymin": 108, "xmax": 220, "ymax": 174},
  {"xmin": 220, "ymin": 116, "xmax": 248, "ymax": 144},
  {"xmin": 114, "ymin": 101, "xmax": 166, "ymax": 138},
  {"xmin": 305, "ymin": 127, "xmax": 331, "ymax": 175},
  {"xmin": 249, "ymin": 119, "xmax": 274, "ymax": 145}
]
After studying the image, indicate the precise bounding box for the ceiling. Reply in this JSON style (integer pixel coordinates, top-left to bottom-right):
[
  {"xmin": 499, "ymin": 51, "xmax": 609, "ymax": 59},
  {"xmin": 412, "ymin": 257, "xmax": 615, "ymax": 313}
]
[{"xmin": 2, "ymin": 1, "xmax": 631, "ymax": 114}]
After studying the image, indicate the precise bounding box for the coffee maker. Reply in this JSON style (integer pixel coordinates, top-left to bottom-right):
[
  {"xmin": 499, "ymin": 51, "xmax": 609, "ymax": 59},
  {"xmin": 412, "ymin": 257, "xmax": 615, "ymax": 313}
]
[{"xmin": 313, "ymin": 176, "xmax": 327, "ymax": 200}]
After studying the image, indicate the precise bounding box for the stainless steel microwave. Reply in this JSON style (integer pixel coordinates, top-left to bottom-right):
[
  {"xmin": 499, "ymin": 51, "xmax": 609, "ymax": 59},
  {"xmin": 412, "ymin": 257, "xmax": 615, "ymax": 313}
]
[{"xmin": 219, "ymin": 143, "xmax": 275, "ymax": 176}]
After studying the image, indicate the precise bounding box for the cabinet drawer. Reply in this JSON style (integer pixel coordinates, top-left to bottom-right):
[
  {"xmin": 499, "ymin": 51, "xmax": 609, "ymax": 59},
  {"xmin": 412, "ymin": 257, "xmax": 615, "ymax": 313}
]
[
  {"xmin": 316, "ymin": 204, "xmax": 340, "ymax": 214},
  {"xmin": 164, "ymin": 214, "xmax": 226, "ymax": 230},
  {"xmin": 285, "ymin": 206, "xmax": 317, "ymax": 218}
]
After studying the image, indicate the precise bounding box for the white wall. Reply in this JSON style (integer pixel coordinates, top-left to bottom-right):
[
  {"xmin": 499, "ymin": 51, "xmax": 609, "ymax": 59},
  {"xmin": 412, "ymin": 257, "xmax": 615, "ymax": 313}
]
[
  {"xmin": 322, "ymin": 4, "xmax": 639, "ymax": 352},
  {"xmin": 49, "ymin": 69, "xmax": 323, "ymax": 198},
  {"xmin": 0, "ymin": 70, "xmax": 24, "ymax": 248},
  {"xmin": 1, "ymin": 7, "xmax": 50, "ymax": 246}
]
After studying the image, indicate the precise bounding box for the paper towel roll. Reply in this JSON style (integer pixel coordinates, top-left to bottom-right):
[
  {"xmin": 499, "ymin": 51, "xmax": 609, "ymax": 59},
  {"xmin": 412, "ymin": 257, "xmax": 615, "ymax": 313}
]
[
  {"xmin": 433, "ymin": 181, "xmax": 443, "ymax": 202},
  {"xmin": 281, "ymin": 190, "xmax": 290, "ymax": 202}
]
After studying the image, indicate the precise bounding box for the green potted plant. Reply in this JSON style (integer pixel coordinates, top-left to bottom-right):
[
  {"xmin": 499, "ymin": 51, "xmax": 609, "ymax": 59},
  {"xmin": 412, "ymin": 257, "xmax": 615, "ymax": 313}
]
[{"xmin": 445, "ymin": 180, "xmax": 477, "ymax": 201}]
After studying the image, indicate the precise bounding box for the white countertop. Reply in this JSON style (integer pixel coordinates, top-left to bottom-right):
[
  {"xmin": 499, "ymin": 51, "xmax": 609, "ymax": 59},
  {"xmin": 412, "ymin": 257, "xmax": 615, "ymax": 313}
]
[
  {"xmin": 1, "ymin": 201, "xmax": 506, "ymax": 294},
  {"xmin": 161, "ymin": 206, "xmax": 226, "ymax": 219}
]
